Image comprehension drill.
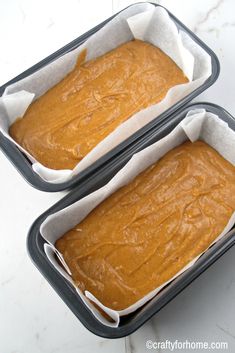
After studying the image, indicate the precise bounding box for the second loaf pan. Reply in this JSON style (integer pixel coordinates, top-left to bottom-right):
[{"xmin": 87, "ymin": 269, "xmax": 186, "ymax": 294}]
[
  {"xmin": 27, "ymin": 102, "xmax": 235, "ymax": 338},
  {"xmin": 0, "ymin": 2, "xmax": 219, "ymax": 192}
]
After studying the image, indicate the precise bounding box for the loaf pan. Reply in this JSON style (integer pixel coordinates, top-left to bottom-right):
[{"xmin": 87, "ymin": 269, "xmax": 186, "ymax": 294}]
[
  {"xmin": 0, "ymin": 3, "xmax": 220, "ymax": 192},
  {"xmin": 27, "ymin": 102, "xmax": 235, "ymax": 338}
]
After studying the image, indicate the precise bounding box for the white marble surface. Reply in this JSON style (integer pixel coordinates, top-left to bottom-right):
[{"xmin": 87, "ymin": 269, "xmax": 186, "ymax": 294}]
[{"xmin": 0, "ymin": 0, "xmax": 235, "ymax": 352}]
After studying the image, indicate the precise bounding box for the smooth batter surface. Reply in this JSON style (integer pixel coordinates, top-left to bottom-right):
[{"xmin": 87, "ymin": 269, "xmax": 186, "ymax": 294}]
[
  {"xmin": 56, "ymin": 141, "xmax": 235, "ymax": 310},
  {"xmin": 9, "ymin": 40, "xmax": 188, "ymax": 170}
]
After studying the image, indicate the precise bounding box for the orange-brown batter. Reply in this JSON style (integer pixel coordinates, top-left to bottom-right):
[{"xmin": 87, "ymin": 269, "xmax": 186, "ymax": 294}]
[
  {"xmin": 56, "ymin": 141, "xmax": 235, "ymax": 310},
  {"xmin": 9, "ymin": 40, "xmax": 188, "ymax": 170}
]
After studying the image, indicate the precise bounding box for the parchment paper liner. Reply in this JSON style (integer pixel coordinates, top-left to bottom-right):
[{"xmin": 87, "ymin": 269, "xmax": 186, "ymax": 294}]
[
  {"xmin": 40, "ymin": 109, "xmax": 235, "ymax": 327},
  {"xmin": 0, "ymin": 3, "xmax": 211, "ymax": 183}
]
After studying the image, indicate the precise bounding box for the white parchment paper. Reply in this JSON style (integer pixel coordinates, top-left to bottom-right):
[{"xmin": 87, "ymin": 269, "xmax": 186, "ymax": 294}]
[
  {"xmin": 40, "ymin": 109, "xmax": 235, "ymax": 327},
  {"xmin": 0, "ymin": 3, "xmax": 211, "ymax": 183}
]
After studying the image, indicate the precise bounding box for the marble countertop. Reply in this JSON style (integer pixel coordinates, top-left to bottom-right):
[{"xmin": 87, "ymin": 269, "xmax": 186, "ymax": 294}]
[{"xmin": 0, "ymin": 0, "xmax": 235, "ymax": 352}]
